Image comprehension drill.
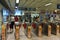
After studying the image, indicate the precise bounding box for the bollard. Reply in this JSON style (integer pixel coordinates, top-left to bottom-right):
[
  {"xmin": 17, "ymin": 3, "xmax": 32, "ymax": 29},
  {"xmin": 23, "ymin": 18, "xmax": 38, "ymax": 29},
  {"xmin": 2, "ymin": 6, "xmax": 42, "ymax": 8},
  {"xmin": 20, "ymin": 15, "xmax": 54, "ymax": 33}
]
[
  {"xmin": 2, "ymin": 24, "xmax": 6, "ymax": 40},
  {"xmin": 15, "ymin": 26, "xmax": 19, "ymax": 40},
  {"xmin": 27, "ymin": 26, "xmax": 31, "ymax": 38},
  {"xmin": 48, "ymin": 25, "xmax": 51, "ymax": 36},
  {"xmin": 56, "ymin": 25, "xmax": 59, "ymax": 35},
  {"xmin": 38, "ymin": 25, "xmax": 42, "ymax": 37}
]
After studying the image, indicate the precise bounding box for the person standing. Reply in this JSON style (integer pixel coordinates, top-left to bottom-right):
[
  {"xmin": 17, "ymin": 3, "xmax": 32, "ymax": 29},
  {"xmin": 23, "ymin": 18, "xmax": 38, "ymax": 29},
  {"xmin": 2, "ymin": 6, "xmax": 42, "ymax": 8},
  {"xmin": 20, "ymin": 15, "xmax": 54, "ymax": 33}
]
[{"xmin": 10, "ymin": 16, "xmax": 14, "ymax": 33}]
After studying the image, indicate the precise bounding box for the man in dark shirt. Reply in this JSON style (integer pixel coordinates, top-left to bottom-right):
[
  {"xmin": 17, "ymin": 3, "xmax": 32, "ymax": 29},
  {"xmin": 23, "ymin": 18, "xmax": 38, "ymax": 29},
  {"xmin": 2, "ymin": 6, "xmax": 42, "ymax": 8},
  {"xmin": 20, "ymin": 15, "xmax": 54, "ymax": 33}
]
[{"xmin": 10, "ymin": 21, "xmax": 14, "ymax": 33}]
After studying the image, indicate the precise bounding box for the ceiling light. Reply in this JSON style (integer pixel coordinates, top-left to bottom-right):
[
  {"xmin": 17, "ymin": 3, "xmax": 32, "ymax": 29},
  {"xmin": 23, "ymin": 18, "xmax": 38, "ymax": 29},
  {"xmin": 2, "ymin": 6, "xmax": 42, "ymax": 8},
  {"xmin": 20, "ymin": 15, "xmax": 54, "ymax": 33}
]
[
  {"xmin": 15, "ymin": 6, "xmax": 18, "ymax": 8},
  {"xmin": 45, "ymin": 3, "xmax": 52, "ymax": 6},
  {"xmin": 16, "ymin": 0, "xmax": 19, "ymax": 3},
  {"xmin": 55, "ymin": 10, "xmax": 57, "ymax": 13}
]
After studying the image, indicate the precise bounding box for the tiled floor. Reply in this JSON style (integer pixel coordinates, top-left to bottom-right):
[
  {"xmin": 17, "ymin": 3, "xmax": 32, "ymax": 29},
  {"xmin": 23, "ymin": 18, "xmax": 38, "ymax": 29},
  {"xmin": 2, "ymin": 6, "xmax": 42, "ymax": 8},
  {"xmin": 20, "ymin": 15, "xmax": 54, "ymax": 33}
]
[{"xmin": 7, "ymin": 27, "xmax": 60, "ymax": 40}]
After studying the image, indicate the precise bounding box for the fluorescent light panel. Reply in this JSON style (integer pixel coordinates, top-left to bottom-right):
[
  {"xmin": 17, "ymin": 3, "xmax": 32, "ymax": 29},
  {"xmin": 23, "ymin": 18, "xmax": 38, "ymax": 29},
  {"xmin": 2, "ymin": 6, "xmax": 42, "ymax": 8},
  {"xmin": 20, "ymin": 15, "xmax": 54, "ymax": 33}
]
[
  {"xmin": 45, "ymin": 3, "xmax": 52, "ymax": 6},
  {"xmin": 16, "ymin": 0, "xmax": 19, "ymax": 3}
]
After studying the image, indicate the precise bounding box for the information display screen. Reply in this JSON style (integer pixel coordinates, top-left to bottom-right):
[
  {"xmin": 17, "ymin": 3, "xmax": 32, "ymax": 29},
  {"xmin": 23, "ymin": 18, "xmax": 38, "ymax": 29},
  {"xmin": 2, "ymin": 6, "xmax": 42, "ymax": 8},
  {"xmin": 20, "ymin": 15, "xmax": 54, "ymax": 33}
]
[
  {"xmin": 3, "ymin": 9, "xmax": 9, "ymax": 16},
  {"xmin": 57, "ymin": 4, "xmax": 60, "ymax": 9},
  {"xmin": 15, "ymin": 9, "xmax": 22, "ymax": 16}
]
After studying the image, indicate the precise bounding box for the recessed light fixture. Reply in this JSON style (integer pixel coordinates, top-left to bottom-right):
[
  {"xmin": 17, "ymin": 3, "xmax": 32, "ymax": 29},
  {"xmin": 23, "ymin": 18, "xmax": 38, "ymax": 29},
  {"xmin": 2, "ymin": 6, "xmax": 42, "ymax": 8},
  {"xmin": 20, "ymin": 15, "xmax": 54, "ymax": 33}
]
[
  {"xmin": 16, "ymin": 0, "xmax": 19, "ymax": 3},
  {"xmin": 45, "ymin": 3, "xmax": 52, "ymax": 6}
]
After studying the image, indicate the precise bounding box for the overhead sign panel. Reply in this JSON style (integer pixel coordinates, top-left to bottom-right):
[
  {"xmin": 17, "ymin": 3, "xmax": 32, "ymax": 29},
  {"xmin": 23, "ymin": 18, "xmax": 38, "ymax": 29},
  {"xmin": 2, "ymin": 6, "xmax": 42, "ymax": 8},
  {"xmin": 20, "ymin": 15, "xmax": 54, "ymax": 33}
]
[{"xmin": 57, "ymin": 4, "xmax": 60, "ymax": 9}]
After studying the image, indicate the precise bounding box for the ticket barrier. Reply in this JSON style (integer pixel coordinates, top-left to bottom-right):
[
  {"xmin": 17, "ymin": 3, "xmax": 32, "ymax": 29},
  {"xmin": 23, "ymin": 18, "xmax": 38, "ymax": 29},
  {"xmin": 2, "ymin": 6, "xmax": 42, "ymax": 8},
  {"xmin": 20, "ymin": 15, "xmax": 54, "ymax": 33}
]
[
  {"xmin": 31, "ymin": 23, "xmax": 36, "ymax": 35},
  {"xmin": 25, "ymin": 23, "xmax": 31, "ymax": 38},
  {"xmin": 31, "ymin": 23, "xmax": 42, "ymax": 37},
  {"xmin": 2, "ymin": 24, "xmax": 6, "ymax": 40},
  {"xmin": 42, "ymin": 23, "xmax": 51, "ymax": 36},
  {"xmin": 50, "ymin": 23, "xmax": 59, "ymax": 35},
  {"xmin": 15, "ymin": 26, "xmax": 20, "ymax": 40}
]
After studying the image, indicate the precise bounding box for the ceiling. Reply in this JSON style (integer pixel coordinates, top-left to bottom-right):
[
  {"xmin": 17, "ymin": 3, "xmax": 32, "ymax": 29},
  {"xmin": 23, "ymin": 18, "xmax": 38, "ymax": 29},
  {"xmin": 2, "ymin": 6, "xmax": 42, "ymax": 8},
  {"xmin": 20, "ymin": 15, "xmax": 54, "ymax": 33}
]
[
  {"xmin": 3, "ymin": 0, "xmax": 60, "ymax": 11},
  {"xmin": 0, "ymin": 4, "xmax": 3, "ymax": 10},
  {"xmin": 0, "ymin": 0, "xmax": 12, "ymax": 12}
]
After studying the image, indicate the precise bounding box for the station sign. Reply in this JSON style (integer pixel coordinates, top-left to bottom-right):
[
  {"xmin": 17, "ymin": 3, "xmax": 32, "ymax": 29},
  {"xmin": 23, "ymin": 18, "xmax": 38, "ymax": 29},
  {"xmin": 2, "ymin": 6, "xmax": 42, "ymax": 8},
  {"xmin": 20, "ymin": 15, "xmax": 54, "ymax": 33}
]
[{"xmin": 57, "ymin": 4, "xmax": 60, "ymax": 9}]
